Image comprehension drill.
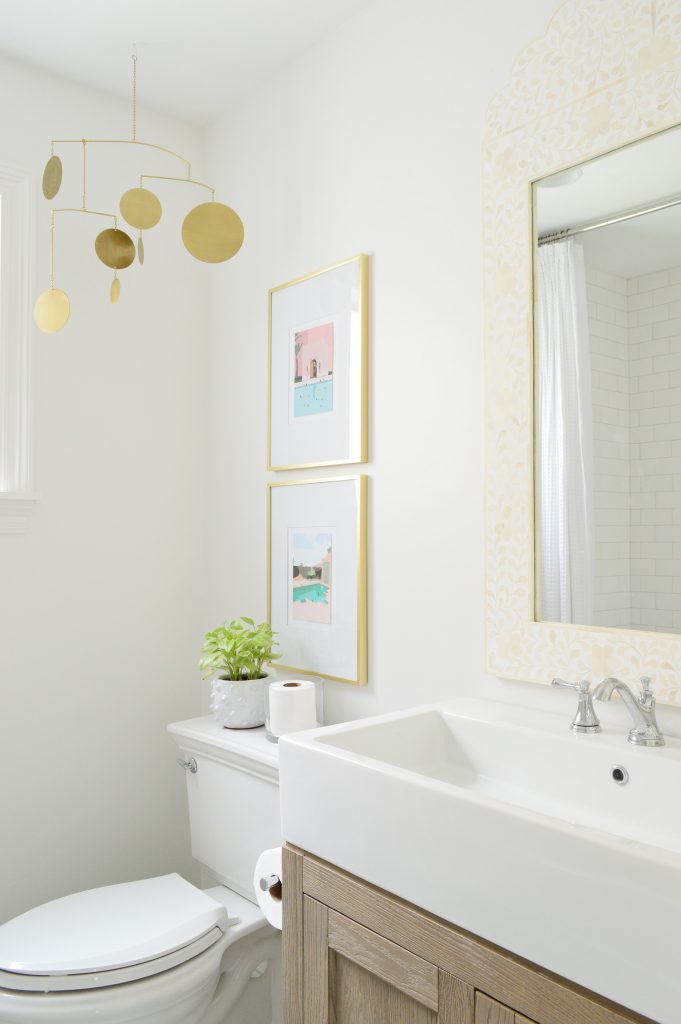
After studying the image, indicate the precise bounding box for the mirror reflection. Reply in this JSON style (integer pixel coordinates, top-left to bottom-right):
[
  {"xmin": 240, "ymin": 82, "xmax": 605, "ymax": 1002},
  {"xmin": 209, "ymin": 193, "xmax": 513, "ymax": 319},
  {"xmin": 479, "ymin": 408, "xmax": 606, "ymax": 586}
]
[{"xmin": 535, "ymin": 125, "xmax": 681, "ymax": 634}]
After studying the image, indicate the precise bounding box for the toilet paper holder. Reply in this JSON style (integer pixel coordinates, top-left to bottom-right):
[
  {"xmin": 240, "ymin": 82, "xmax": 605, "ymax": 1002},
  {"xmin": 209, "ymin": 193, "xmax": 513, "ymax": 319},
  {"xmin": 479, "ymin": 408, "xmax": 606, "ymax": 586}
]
[
  {"xmin": 259, "ymin": 873, "xmax": 282, "ymax": 902},
  {"xmin": 254, "ymin": 847, "xmax": 283, "ymax": 929}
]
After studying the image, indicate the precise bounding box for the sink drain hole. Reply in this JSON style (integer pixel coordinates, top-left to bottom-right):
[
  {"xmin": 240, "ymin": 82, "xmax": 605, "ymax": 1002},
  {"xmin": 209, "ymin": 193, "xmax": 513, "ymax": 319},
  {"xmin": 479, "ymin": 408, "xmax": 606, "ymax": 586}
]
[{"xmin": 611, "ymin": 765, "xmax": 629, "ymax": 785}]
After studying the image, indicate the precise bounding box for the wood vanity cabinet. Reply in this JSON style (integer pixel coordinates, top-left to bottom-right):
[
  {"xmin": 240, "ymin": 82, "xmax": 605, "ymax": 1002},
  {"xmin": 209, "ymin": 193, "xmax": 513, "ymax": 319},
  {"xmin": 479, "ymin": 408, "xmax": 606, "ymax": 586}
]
[{"xmin": 282, "ymin": 846, "xmax": 656, "ymax": 1024}]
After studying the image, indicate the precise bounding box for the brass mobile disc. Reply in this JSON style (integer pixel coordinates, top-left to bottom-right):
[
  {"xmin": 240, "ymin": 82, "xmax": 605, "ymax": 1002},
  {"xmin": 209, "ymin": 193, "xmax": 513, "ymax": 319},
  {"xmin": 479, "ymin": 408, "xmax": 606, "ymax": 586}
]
[
  {"xmin": 110, "ymin": 276, "xmax": 121, "ymax": 304},
  {"xmin": 119, "ymin": 187, "xmax": 162, "ymax": 230},
  {"xmin": 42, "ymin": 155, "xmax": 63, "ymax": 200},
  {"xmin": 181, "ymin": 202, "xmax": 244, "ymax": 263},
  {"xmin": 34, "ymin": 288, "xmax": 70, "ymax": 333},
  {"xmin": 137, "ymin": 234, "xmax": 145, "ymax": 265},
  {"xmin": 94, "ymin": 228, "xmax": 136, "ymax": 270}
]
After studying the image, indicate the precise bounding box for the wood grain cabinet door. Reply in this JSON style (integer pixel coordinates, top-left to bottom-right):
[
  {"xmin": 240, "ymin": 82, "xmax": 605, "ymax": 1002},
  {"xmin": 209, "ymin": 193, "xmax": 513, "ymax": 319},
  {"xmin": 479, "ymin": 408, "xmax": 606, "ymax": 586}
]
[
  {"xmin": 303, "ymin": 896, "xmax": 474, "ymax": 1023},
  {"xmin": 285, "ymin": 849, "xmax": 658, "ymax": 1024},
  {"xmin": 475, "ymin": 993, "xmax": 537, "ymax": 1024}
]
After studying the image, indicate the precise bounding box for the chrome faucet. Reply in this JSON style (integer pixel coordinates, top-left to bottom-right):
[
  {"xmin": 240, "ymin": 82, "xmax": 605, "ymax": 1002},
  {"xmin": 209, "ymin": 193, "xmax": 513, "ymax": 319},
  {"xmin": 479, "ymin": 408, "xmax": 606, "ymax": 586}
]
[
  {"xmin": 592, "ymin": 676, "xmax": 665, "ymax": 747},
  {"xmin": 552, "ymin": 678, "xmax": 601, "ymax": 734}
]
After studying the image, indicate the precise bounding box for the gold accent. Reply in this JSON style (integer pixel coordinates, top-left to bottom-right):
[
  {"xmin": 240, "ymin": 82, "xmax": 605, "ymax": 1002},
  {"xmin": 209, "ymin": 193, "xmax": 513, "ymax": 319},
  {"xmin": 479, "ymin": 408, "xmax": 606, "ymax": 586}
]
[
  {"xmin": 95, "ymin": 228, "xmax": 135, "ymax": 270},
  {"xmin": 38, "ymin": 56, "xmax": 242, "ymax": 324},
  {"xmin": 110, "ymin": 274, "xmax": 121, "ymax": 304},
  {"xmin": 53, "ymin": 207, "xmax": 116, "ymax": 221},
  {"xmin": 140, "ymin": 174, "xmax": 215, "ymax": 197},
  {"xmin": 181, "ymin": 201, "xmax": 244, "ymax": 263},
  {"xmin": 34, "ymin": 288, "xmax": 70, "ymax": 333},
  {"xmin": 81, "ymin": 140, "xmax": 87, "ymax": 209},
  {"xmin": 51, "ymin": 139, "xmax": 192, "ymax": 174},
  {"xmin": 267, "ymin": 254, "xmax": 369, "ymax": 471},
  {"xmin": 266, "ymin": 476, "xmax": 368, "ymax": 686},
  {"xmin": 49, "ymin": 209, "xmax": 55, "ymax": 289},
  {"xmin": 131, "ymin": 53, "xmax": 138, "ymax": 142},
  {"xmin": 120, "ymin": 187, "xmax": 162, "ymax": 230},
  {"xmin": 42, "ymin": 155, "xmax": 62, "ymax": 200}
]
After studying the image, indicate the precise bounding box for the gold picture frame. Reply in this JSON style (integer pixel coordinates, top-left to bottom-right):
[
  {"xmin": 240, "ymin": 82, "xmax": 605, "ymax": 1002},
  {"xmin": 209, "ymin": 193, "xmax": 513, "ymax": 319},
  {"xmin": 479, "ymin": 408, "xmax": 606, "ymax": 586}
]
[
  {"xmin": 268, "ymin": 475, "xmax": 368, "ymax": 684},
  {"xmin": 266, "ymin": 253, "xmax": 368, "ymax": 468}
]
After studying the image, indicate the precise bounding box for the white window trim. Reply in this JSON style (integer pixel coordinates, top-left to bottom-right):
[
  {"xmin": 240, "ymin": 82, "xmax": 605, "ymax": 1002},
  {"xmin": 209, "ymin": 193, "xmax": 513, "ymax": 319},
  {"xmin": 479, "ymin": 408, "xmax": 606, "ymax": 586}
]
[{"xmin": 0, "ymin": 162, "xmax": 37, "ymax": 534}]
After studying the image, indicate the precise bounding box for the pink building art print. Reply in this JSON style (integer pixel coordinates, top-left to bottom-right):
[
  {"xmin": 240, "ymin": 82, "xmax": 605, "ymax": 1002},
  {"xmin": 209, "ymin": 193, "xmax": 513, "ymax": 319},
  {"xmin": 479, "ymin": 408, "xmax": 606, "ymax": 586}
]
[{"xmin": 293, "ymin": 322, "xmax": 334, "ymax": 418}]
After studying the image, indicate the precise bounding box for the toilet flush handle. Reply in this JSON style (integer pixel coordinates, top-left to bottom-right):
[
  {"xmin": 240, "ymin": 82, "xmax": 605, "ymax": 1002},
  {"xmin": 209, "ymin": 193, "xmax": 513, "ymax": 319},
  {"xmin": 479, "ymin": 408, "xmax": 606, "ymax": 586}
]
[{"xmin": 176, "ymin": 756, "xmax": 198, "ymax": 773}]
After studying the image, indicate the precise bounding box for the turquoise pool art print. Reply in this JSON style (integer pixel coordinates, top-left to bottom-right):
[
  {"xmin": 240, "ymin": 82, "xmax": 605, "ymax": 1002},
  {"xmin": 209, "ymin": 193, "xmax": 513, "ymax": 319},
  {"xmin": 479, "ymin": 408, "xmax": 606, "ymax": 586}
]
[{"xmin": 291, "ymin": 530, "xmax": 332, "ymax": 624}]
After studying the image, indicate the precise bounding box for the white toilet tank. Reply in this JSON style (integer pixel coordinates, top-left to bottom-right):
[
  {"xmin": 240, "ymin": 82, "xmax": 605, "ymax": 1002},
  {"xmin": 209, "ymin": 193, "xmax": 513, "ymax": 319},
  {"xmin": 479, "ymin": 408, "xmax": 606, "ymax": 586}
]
[{"xmin": 168, "ymin": 718, "xmax": 281, "ymax": 903}]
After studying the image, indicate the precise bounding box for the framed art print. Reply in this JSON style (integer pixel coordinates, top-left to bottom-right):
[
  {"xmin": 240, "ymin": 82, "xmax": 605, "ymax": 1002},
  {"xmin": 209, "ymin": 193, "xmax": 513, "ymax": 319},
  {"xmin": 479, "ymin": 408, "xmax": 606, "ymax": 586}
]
[
  {"xmin": 267, "ymin": 254, "xmax": 368, "ymax": 471},
  {"xmin": 267, "ymin": 476, "xmax": 367, "ymax": 685}
]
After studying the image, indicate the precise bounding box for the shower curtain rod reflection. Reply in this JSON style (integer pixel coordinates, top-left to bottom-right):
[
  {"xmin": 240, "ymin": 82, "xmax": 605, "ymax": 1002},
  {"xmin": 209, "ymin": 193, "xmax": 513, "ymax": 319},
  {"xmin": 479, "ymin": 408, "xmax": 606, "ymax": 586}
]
[{"xmin": 538, "ymin": 189, "xmax": 681, "ymax": 245}]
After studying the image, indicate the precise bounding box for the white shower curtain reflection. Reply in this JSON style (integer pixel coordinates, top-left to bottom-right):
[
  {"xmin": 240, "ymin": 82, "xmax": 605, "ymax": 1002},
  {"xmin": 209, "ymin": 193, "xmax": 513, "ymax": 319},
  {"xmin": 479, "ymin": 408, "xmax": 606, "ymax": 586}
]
[{"xmin": 537, "ymin": 239, "xmax": 595, "ymax": 624}]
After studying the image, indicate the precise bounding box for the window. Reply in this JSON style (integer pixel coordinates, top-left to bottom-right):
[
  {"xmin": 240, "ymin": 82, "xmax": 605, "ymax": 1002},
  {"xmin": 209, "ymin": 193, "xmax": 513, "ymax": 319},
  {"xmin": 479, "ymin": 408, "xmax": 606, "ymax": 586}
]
[{"xmin": 0, "ymin": 164, "xmax": 35, "ymax": 533}]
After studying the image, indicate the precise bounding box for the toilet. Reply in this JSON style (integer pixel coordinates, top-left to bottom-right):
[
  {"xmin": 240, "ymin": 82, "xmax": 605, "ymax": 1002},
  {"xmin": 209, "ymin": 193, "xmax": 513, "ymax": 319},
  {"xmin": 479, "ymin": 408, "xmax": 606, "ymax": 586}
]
[{"xmin": 0, "ymin": 717, "xmax": 282, "ymax": 1024}]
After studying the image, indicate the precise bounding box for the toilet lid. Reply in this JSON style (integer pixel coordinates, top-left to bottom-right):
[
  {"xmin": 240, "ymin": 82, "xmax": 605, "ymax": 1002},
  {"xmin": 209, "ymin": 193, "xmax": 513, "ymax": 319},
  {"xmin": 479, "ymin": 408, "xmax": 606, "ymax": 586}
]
[{"xmin": 0, "ymin": 874, "xmax": 227, "ymax": 990}]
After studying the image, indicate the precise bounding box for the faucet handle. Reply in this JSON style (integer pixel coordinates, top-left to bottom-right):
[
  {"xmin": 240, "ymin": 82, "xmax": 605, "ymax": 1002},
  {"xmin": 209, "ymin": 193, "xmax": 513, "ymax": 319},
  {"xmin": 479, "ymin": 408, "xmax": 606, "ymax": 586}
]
[
  {"xmin": 551, "ymin": 678, "xmax": 601, "ymax": 734},
  {"xmin": 639, "ymin": 676, "xmax": 655, "ymax": 708},
  {"xmin": 552, "ymin": 678, "xmax": 591, "ymax": 693}
]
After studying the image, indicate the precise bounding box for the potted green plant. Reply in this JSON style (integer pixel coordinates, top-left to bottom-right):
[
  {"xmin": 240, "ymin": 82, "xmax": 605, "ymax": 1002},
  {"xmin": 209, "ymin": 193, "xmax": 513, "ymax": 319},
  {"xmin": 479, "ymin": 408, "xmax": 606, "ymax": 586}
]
[{"xmin": 200, "ymin": 617, "xmax": 281, "ymax": 729}]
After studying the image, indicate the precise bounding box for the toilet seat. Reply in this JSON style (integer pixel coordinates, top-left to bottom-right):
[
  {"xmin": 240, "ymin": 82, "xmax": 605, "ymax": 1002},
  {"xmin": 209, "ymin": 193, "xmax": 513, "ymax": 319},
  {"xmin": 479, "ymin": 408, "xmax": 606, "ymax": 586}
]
[
  {"xmin": 0, "ymin": 874, "xmax": 228, "ymax": 993},
  {"xmin": 0, "ymin": 887, "xmax": 276, "ymax": 1024}
]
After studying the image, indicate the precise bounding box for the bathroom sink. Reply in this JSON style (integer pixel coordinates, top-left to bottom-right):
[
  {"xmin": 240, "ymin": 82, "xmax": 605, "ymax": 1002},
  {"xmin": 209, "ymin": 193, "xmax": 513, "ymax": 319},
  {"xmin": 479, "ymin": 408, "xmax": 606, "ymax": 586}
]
[
  {"xmin": 315, "ymin": 703, "xmax": 681, "ymax": 853},
  {"xmin": 279, "ymin": 698, "xmax": 681, "ymax": 1024}
]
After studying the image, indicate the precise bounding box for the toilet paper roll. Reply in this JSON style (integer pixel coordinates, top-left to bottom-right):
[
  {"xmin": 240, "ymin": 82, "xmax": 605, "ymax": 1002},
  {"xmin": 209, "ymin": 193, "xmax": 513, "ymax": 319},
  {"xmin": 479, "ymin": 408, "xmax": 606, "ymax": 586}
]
[
  {"xmin": 253, "ymin": 847, "xmax": 283, "ymax": 930},
  {"xmin": 268, "ymin": 679, "xmax": 317, "ymax": 737}
]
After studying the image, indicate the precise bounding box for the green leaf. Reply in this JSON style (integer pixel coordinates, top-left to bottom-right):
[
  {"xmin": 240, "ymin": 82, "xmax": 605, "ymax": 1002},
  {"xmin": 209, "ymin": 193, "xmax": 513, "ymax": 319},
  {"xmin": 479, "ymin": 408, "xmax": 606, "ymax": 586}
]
[{"xmin": 200, "ymin": 616, "xmax": 279, "ymax": 678}]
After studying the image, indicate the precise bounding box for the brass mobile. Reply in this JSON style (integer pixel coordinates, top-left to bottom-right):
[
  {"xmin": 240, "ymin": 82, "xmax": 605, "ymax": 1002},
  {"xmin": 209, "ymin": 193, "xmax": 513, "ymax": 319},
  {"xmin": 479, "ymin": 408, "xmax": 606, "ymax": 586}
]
[{"xmin": 34, "ymin": 54, "xmax": 244, "ymax": 333}]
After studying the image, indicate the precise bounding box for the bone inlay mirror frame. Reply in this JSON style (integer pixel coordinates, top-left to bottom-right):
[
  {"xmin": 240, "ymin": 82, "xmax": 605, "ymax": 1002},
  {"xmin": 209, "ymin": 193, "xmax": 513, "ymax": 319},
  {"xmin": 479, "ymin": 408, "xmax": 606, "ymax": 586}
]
[{"xmin": 483, "ymin": 0, "xmax": 681, "ymax": 705}]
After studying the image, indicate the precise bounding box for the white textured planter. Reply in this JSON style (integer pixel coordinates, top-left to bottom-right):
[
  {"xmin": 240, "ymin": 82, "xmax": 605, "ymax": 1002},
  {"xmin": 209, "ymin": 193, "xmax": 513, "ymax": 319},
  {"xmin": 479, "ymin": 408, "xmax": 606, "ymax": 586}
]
[{"xmin": 210, "ymin": 674, "xmax": 266, "ymax": 729}]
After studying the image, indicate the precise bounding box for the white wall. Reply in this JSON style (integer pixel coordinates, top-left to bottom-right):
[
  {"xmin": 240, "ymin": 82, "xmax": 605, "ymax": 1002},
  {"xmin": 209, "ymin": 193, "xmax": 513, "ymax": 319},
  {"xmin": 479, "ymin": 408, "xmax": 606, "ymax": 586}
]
[
  {"xmin": 5, "ymin": 0, "xmax": 681, "ymax": 927},
  {"xmin": 203, "ymin": 0, "xmax": 633, "ymax": 724},
  {"xmin": 0, "ymin": 56, "xmax": 208, "ymax": 922},
  {"xmin": 202, "ymin": 0, "xmax": 681, "ymax": 738}
]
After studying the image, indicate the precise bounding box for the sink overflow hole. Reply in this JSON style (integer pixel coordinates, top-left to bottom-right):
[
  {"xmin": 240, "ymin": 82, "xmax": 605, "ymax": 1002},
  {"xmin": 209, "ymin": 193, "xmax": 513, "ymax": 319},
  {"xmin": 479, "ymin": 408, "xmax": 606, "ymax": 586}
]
[{"xmin": 611, "ymin": 765, "xmax": 629, "ymax": 786}]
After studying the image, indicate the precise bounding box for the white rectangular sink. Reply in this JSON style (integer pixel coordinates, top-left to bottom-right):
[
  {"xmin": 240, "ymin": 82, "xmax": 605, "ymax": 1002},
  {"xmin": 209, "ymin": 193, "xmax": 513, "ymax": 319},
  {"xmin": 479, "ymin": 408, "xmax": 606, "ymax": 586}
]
[{"xmin": 279, "ymin": 698, "xmax": 681, "ymax": 1024}]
